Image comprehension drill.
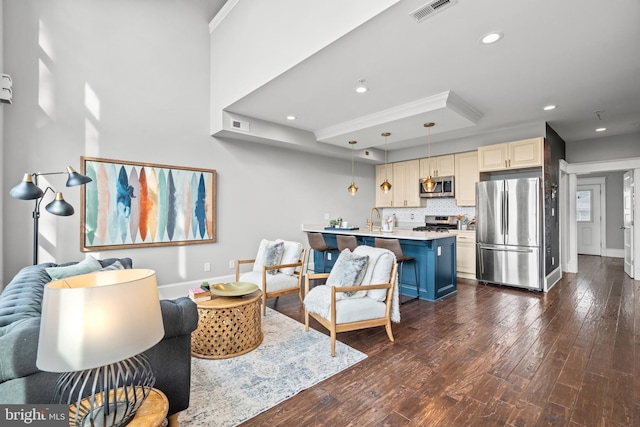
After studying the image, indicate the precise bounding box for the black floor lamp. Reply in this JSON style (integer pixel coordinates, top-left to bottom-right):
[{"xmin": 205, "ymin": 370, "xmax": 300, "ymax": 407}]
[{"xmin": 9, "ymin": 167, "xmax": 92, "ymax": 265}]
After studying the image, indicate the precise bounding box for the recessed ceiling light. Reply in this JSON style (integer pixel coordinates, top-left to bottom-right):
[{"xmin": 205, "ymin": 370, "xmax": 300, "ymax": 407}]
[
  {"xmin": 355, "ymin": 79, "xmax": 368, "ymax": 94},
  {"xmin": 286, "ymin": 115, "xmax": 296, "ymax": 120},
  {"xmin": 543, "ymin": 105, "xmax": 557, "ymax": 111},
  {"xmin": 480, "ymin": 32, "xmax": 503, "ymax": 44},
  {"xmin": 596, "ymin": 127, "xmax": 607, "ymax": 132}
]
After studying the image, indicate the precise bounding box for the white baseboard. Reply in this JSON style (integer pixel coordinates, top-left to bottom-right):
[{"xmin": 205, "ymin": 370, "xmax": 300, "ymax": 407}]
[
  {"xmin": 157, "ymin": 273, "xmax": 236, "ymax": 300},
  {"xmin": 457, "ymin": 271, "xmax": 476, "ymax": 280},
  {"xmin": 603, "ymin": 248, "xmax": 624, "ymax": 258},
  {"xmin": 545, "ymin": 266, "xmax": 562, "ymax": 292}
]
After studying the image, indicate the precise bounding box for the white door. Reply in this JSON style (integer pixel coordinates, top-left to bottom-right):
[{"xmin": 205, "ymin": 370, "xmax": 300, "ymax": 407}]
[
  {"xmin": 623, "ymin": 171, "xmax": 634, "ymax": 277},
  {"xmin": 577, "ymin": 184, "xmax": 602, "ymax": 255}
]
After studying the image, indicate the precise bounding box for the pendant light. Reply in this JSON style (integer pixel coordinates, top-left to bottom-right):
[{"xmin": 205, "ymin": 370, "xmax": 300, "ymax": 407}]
[
  {"xmin": 422, "ymin": 122, "xmax": 436, "ymax": 192},
  {"xmin": 380, "ymin": 132, "xmax": 392, "ymax": 193},
  {"xmin": 347, "ymin": 140, "xmax": 358, "ymax": 195}
]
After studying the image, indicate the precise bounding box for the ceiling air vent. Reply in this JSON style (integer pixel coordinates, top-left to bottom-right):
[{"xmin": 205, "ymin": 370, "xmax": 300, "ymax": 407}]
[
  {"xmin": 410, "ymin": 0, "xmax": 457, "ymax": 22},
  {"xmin": 230, "ymin": 118, "xmax": 250, "ymax": 132}
]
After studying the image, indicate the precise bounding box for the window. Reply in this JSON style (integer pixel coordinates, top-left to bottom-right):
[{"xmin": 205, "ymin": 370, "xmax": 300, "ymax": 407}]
[{"xmin": 576, "ymin": 189, "xmax": 592, "ymax": 222}]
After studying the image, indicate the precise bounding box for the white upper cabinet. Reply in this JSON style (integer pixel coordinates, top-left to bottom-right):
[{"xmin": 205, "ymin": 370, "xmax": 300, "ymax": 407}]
[
  {"xmin": 478, "ymin": 137, "xmax": 543, "ymax": 171},
  {"xmin": 375, "ymin": 163, "xmax": 394, "ymax": 208},
  {"xmin": 509, "ymin": 137, "xmax": 544, "ymax": 168},
  {"xmin": 393, "ymin": 160, "xmax": 421, "ymax": 208},
  {"xmin": 419, "ymin": 155, "xmax": 455, "ymax": 178},
  {"xmin": 454, "ymin": 151, "xmax": 479, "ymax": 206}
]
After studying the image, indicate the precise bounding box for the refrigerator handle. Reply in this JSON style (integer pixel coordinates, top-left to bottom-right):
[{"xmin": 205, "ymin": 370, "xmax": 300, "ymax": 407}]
[
  {"xmin": 504, "ymin": 190, "xmax": 509, "ymax": 239},
  {"xmin": 480, "ymin": 245, "xmax": 533, "ymax": 253},
  {"xmin": 500, "ymin": 188, "xmax": 504, "ymax": 237}
]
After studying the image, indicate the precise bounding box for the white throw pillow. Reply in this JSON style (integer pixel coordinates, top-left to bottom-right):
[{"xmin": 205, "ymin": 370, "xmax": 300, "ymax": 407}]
[
  {"xmin": 326, "ymin": 249, "xmax": 369, "ymax": 300},
  {"xmin": 276, "ymin": 240, "xmax": 303, "ymax": 275},
  {"xmin": 353, "ymin": 246, "xmax": 395, "ymax": 301},
  {"xmin": 253, "ymin": 239, "xmax": 285, "ymax": 275}
]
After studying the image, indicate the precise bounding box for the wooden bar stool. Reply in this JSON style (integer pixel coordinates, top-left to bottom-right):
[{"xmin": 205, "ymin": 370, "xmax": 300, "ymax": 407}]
[
  {"xmin": 374, "ymin": 237, "xmax": 419, "ymax": 304},
  {"xmin": 336, "ymin": 235, "xmax": 358, "ymax": 252},
  {"xmin": 306, "ymin": 233, "xmax": 337, "ymax": 273}
]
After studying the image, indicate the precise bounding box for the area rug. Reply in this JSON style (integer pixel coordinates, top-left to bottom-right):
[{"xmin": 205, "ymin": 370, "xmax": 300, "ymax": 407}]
[{"xmin": 179, "ymin": 307, "xmax": 367, "ymax": 427}]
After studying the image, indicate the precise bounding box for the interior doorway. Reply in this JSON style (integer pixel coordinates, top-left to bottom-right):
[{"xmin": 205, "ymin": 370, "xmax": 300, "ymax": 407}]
[
  {"xmin": 576, "ymin": 179, "xmax": 604, "ymax": 256},
  {"xmin": 561, "ymin": 158, "xmax": 640, "ymax": 279}
]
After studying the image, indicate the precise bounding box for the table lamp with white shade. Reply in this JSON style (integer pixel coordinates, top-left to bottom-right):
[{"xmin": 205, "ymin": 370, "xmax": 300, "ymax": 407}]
[{"xmin": 37, "ymin": 269, "xmax": 165, "ymax": 427}]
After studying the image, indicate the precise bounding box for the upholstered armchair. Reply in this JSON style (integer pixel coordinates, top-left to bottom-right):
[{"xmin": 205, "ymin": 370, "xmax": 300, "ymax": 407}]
[
  {"xmin": 303, "ymin": 246, "xmax": 399, "ymax": 356},
  {"xmin": 235, "ymin": 239, "xmax": 307, "ymax": 315}
]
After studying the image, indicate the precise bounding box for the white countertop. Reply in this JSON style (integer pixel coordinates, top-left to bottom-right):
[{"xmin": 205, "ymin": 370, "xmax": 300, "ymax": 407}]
[{"xmin": 302, "ymin": 224, "xmax": 457, "ymax": 241}]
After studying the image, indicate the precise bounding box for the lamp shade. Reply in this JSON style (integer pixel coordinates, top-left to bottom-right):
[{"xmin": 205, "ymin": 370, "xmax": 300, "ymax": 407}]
[
  {"xmin": 37, "ymin": 269, "xmax": 164, "ymax": 372},
  {"xmin": 66, "ymin": 166, "xmax": 92, "ymax": 187},
  {"xmin": 9, "ymin": 173, "xmax": 44, "ymax": 200},
  {"xmin": 45, "ymin": 192, "xmax": 75, "ymax": 216}
]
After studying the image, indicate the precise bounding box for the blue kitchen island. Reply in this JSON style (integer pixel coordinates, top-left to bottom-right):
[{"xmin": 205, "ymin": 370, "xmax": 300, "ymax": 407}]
[{"xmin": 302, "ymin": 225, "xmax": 457, "ymax": 301}]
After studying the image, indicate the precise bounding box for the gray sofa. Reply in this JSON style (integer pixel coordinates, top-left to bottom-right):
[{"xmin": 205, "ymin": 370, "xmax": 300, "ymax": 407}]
[{"xmin": 0, "ymin": 258, "xmax": 198, "ymax": 419}]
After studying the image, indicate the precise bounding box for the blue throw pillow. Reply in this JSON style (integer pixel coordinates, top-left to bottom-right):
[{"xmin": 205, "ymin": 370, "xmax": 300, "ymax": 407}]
[
  {"xmin": 97, "ymin": 261, "xmax": 125, "ymax": 272},
  {"xmin": 45, "ymin": 256, "xmax": 102, "ymax": 280}
]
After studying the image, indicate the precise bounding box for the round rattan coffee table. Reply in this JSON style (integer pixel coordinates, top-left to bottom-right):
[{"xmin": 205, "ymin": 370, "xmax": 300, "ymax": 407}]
[{"xmin": 191, "ymin": 290, "xmax": 263, "ymax": 359}]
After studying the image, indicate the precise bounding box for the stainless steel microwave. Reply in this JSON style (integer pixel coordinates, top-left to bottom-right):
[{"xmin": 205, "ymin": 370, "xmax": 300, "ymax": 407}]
[{"xmin": 419, "ymin": 175, "xmax": 455, "ymax": 198}]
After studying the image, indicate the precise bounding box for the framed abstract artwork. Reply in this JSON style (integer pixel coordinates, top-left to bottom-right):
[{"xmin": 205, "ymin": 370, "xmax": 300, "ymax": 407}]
[{"xmin": 80, "ymin": 156, "xmax": 216, "ymax": 251}]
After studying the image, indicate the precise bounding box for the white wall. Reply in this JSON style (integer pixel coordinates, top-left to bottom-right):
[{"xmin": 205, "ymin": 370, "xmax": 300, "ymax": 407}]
[
  {"xmin": 2, "ymin": 0, "xmax": 375, "ymax": 286},
  {"xmin": 566, "ymin": 133, "xmax": 640, "ymax": 163}
]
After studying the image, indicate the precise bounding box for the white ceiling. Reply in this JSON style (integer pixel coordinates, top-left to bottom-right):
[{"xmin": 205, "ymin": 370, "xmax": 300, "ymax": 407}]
[{"xmin": 222, "ymin": 0, "xmax": 640, "ymax": 152}]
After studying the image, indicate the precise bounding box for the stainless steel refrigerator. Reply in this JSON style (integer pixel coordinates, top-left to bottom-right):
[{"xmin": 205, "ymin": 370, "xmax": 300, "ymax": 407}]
[{"xmin": 476, "ymin": 177, "xmax": 543, "ymax": 291}]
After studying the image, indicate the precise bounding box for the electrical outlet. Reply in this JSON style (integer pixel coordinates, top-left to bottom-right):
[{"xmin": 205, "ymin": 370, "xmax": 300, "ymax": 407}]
[
  {"xmin": 327, "ymin": 253, "xmax": 332, "ymax": 261},
  {"xmin": 411, "ymin": 213, "xmax": 414, "ymax": 219},
  {"xmin": 324, "ymin": 213, "xmax": 330, "ymax": 220},
  {"xmin": 204, "ymin": 262, "xmax": 211, "ymax": 272},
  {"xmin": 229, "ymin": 260, "xmax": 235, "ymax": 269}
]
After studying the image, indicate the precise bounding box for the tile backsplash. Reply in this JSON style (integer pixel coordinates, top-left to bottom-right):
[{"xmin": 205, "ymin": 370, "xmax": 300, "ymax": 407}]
[{"xmin": 381, "ymin": 198, "xmax": 476, "ymax": 227}]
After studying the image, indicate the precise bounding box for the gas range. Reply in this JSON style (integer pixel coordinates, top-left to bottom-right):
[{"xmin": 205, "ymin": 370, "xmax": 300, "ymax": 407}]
[{"xmin": 412, "ymin": 215, "xmax": 458, "ymax": 232}]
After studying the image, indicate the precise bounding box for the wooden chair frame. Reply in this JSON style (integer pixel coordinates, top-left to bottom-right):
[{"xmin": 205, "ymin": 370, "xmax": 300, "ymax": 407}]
[
  {"xmin": 304, "ymin": 263, "xmax": 398, "ymax": 356},
  {"xmin": 235, "ymin": 248, "xmax": 307, "ymax": 316}
]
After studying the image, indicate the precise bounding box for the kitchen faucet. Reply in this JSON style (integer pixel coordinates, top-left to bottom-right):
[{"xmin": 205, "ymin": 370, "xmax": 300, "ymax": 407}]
[{"xmin": 367, "ymin": 207, "xmax": 381, "ymax": 232}]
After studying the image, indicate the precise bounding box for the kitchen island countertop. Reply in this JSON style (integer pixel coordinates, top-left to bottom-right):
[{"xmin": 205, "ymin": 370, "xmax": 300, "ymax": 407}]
[
  {"xmin": 302, "ymin": 224, "xmax": 457, "ymax": 301},
  {"xmin": 302, "ymin": 224, "xmax": 455, "ymax": 241}
]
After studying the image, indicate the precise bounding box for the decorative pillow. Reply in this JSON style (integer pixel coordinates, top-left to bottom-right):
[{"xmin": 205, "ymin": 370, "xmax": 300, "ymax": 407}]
[
  {"xmin": 326, "ymin": 249, "xmax": 369, "ymax": 299},
  {"xmin": 353, "ymin": 246, "xmax": 396, "ymax": 301},
  {"xmin": 252, "ymin": 239, "xmax": 285, "ymax": 276},
  {"xmin": 277, "ymin": 240, "xmax": 303, "ymax": 275},
  {"xmin": 97, "ymin": 261, "xmax": 125, "ymax": 272},
  {"xmin": 45, "ymin": 255, "xmax": 102, "ymax": 280}
]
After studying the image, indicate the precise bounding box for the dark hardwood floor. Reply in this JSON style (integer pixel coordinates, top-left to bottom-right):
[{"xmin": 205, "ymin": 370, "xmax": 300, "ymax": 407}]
[{"xmin": 240, "ymin": 255, "xmax": 638, "ymax": 426}]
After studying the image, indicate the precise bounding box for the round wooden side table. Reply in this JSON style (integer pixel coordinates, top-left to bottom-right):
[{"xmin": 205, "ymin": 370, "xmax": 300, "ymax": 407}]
[
  {"xmin": 69, "ymin": 387, "xmax": 168, "ymax": 427},
  {"xmin": 128, "ymin": 388, "xmax": 169, "ymax": 427},
  {"xmin": 191, "ymin": 290, "xmax": 263, "ymax": 359}
]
